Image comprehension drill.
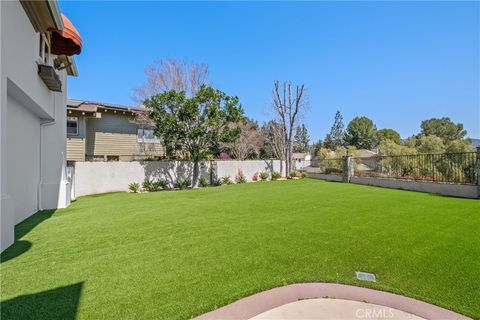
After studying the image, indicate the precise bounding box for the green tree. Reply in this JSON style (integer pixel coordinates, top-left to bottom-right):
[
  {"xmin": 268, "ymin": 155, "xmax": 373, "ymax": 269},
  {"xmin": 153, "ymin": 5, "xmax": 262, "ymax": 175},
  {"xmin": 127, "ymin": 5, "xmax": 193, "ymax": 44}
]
[
  {"xmin": 344, "ymin": 116, "xmax": 378, "ymax": 149},
  {"xmin": 323, "ymin": 133, "xmax": 334, "ymax": 150},
  {"xmin": 294, "ymin": 124, "xmax": 310, "ymax": 153},
  {"xmin": 377, "ymin": 128, "xmax": 401, "ymax": 144},
  {"xmin": 445, "ymin": 139, "xmax": 474, "ymax": 153},
  {"xmin": 330, "ymin": 111, "xmax": 344, "ymax": 148},
  {"xmin": 420, "ymin": 117, "xmax": 467, "ymax": 144},
  {"xmin": 378, "ymin": 139, "xmax": 417, "ymax": 156},
  {"xmin": 313, "ymin": 139, "xmax": 323, "ymax": 155},
  {"xmin": 145, "ymin": 86, "xmax": 244, "ymax": 186},
  {"xmin": 416, "ymin": 135, "xmax": 445, "ymax": 154}
]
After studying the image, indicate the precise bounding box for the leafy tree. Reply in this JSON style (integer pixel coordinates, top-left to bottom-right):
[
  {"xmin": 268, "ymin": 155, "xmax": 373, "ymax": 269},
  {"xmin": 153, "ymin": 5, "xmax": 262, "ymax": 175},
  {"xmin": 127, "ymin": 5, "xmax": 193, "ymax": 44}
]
[
  {"xmin": 401, "ymin": 135, "xmax": 418, "ymax": 148},
  {"xmin": 378, "ymin": 139, "xmax": 417, "ymax": 156},
  {"xmin": 377, "ymin": 128, "xmax": 401, "ymax": 144},
  {"xmin": 416, "ymin": 135, "xmax": 445, "ymax": 154},
  {"xmin": 420, "ymin": 117, "xmax": 467, "ymax": 144},
  {"xmin": 445, "ymin": 139, "xmax": 474, "ymax": 153},
  {"xmin": 144, "ymin": 86, "xmax": 244, "ymax": 186},
  {"xmin": 330, "ymin": 111, "xmax": 344, "ymax": 148},
  {"xmin": 344, "ymin": 116, "xmax": 378, "ymax": 149},
  {"xmin": 293, "ymin": 124, "xmax": 310, "ymax": 153}
]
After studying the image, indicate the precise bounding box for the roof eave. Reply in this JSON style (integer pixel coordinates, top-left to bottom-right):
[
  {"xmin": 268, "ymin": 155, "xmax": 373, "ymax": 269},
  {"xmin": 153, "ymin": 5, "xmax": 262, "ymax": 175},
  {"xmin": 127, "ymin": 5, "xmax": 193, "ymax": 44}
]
[
  {"xmin": 20, "ymin": 0, "xmax": 64, "ymax": 33},
  {"xmin": 66, "ymin": 56, "xmax": 78, "ymax": 76}
]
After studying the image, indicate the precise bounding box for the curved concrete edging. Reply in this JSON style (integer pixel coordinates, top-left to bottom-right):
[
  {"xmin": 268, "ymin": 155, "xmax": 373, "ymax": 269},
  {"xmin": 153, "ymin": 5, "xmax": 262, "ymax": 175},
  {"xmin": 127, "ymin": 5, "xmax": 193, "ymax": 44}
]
[{"xmin": 194, "ymin": 283, "xmax": 472, "ymax": 320}]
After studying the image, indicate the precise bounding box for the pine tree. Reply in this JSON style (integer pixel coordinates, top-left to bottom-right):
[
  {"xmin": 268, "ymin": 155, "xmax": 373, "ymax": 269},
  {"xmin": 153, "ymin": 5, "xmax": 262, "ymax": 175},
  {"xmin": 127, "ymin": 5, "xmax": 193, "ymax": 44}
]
[
  {"xmin": 294, "ymin": 124, "xmax": 310, "ymax": 153},
  {"xmin": 330, "ymin": 111, "xmax": 344, "ymax": 149}
]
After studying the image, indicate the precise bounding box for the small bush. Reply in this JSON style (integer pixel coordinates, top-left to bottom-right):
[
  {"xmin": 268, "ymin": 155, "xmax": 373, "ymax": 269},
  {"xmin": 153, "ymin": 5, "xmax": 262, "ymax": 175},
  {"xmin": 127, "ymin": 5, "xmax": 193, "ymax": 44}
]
[
  {"xmin": 271, "ymin": 171, "xmax": 281, "ymax": 180},
  {"xmin": 128, "ymin": 182, "xmax": 140, "ymax": 193},
  {"xmin": 301, "ymin": 172, "xmax": 307, "ymax": 178},
  {"xmin": 289, "ymin": 171, "xmax": 297, "ymax": 178},
  {"xmin": 221, "ymin": 175, "xmax": 233, "ymax": 185},
  {"xmin": 142, "ymin": 179, "xmax": 154, "ymax": 191},
  {"xmin": 259, "ymin": 172, "xmax": 269, "ymax": 181},
  {"xmin": 199, "ymin": 177, "xmax": 209, "ymax": 188},
  {"xmin": 235, "ymin": 169, "xmax": 247, "ymax": 184},
  {"xmin": 175, "ymin": 179, "xmax": 191, "ymax": 190},
  {"xmin": 252, "ymin": 172, "xmax": 259, "ymax": 181},
  {"xmin": 157, "ymin": 179, "xmax": 169, "ymax": 189}
]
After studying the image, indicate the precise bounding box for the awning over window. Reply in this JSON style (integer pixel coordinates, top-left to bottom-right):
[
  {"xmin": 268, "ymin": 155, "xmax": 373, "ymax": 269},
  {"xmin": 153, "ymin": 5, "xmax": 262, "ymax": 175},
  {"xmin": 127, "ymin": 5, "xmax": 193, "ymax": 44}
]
[{"xmin": 51, "ymin": 14, "xmax": 82, "ymax": 56}]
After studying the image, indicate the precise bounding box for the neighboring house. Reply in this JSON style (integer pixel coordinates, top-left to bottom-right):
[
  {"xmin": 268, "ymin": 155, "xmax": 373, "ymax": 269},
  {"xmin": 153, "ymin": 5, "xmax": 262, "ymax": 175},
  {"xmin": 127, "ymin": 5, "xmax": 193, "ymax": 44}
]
[
  {"xmin": 1, "ymin": 0, "xmax": 81, "ymax": 251},
  {"xmin": 292, "ymin": 152, "xmax": 312, "ymax": 169},
  {"xmin": 66, "ymin": 99, "xmax": 164, "ymax": 161}
]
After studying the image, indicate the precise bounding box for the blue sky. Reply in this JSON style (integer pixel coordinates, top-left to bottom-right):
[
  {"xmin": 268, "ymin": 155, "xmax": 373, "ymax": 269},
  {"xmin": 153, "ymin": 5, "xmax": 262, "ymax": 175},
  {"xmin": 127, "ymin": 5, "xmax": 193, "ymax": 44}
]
[{"xmin": 60, "ymin": 1, "xmax": 480, "ymax": 140}]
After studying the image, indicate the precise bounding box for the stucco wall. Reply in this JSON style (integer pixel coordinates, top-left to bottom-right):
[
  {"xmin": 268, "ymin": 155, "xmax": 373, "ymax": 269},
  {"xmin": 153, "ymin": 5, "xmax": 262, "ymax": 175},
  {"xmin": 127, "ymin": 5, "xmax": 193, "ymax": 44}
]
[
  {"xmin": 350, "ymin": 177, "xmax": 478, "ymax": 199},
  {"xmin": 1, "ymin": 1, "xmax": 70, "ymax": 252},
  {"xmin": 73, "ymin": 160, "xmax": 284, "ymax": 197},
  {"xmin": 216, "ymin": 160, "xmax": 282, "ymax": 181}
]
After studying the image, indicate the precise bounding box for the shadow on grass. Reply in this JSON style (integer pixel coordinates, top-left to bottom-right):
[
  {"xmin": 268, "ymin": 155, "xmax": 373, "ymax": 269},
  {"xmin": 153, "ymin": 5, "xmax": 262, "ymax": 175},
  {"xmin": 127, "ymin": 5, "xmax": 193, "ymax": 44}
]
[
  {"xmin": 0, "ymin": 282, "xmax": 83, "ymax": 320},
  {"xmin": 0, "ymin": 210, "xmax": 56, "ymax": 263}
]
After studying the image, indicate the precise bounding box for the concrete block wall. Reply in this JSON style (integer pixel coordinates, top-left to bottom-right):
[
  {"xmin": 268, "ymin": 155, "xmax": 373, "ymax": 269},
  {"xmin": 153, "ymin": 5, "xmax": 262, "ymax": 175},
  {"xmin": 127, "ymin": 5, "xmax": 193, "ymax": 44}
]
[{"xmin": 73, "ymin": 160, "xmax": 283, "ymax": 197}]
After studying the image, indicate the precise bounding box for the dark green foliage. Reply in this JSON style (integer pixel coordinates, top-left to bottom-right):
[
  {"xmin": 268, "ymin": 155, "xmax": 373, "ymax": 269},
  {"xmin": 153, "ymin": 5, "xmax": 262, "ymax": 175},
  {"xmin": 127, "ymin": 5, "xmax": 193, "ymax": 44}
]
[
  {"xmin": 221, "ymin": 176, "xmax": 233, "ymax": 185},
  {"xmin": 259, "ymin": 172, "xmax": 269, "ymax": 181},
  {"xmin": 144, "ymin": 86, "xmax": 244, "ymax": 185},
  {"xmin": 330, "ymin": 111, "xmax": 345, "ymax": 148},
  {"xmin": 344, "ymin": 116, "xmax": 378, "ymax": 149},
  {"xmin": 420, "ymin": 117, "xmax": 467, "ymax": 144},
  {"xmin": 175, "ymin": 179, "xmax": 191, "ymax": 190},
  {"xmin": 199, "ymin": 178, "xmax": 209, "ymax": 188},
  {"xmin": 271, "ymin": 171, "xmax": 281, "ymax": 180},
  {"xmin": 293, "ymin": 124, "xmax": 310, "ymax": 153},
  {"xmin": 323, "ymin": 133, "xmax": 334, "ymax": 150},
  {"xmin": 377, "ymin": 128, "xmax": 401, "ymax": 144}
]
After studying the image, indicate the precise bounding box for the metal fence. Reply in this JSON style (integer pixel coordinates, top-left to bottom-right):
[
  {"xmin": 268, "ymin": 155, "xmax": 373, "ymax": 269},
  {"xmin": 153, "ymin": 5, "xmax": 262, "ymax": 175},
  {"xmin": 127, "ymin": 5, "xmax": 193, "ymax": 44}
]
[
  {"xmin": 353, "ymin": 152, "xmax": 478, "ymax": 185},
  {"xmin": 308, "ymin": 158, "xmax": 344, "ymax": 175}
]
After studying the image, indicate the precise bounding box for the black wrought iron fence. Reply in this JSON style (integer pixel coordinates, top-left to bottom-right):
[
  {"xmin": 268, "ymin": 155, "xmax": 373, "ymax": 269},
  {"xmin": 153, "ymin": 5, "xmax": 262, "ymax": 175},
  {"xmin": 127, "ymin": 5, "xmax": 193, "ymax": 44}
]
[
  {"xmin": 354, "ymin": 152, "xmax": 478, "ymax": 185},
  {"xmin": 308, "ymin": 158, "xmax": 344, "ymax": 175}
]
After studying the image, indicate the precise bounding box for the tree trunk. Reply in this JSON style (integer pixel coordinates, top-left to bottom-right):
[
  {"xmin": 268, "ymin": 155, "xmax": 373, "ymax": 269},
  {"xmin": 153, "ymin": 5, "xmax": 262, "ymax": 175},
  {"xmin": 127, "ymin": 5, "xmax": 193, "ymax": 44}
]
[{"xmin": 192, "ymin": 160, "xmax": 199, "ymax": 188}]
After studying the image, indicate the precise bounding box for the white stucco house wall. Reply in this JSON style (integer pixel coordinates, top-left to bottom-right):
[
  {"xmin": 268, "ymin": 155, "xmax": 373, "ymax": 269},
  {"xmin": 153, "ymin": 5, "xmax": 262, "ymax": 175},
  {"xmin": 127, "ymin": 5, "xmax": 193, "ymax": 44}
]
[{"xmin": 0, "ymin": 0, "xmax": 82, "ymax": 251}]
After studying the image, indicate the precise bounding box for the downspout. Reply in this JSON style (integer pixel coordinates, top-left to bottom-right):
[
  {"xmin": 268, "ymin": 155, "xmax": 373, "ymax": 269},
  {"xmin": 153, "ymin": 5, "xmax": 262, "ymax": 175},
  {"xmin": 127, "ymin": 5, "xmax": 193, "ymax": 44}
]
[{"xmin": 38, "ymin": 92, "xmax": 57, "ymax": 211}]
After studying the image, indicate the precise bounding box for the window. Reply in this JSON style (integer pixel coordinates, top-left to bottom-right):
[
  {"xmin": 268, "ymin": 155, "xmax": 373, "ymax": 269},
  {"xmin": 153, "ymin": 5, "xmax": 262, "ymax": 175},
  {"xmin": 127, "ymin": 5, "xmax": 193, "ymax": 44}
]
[
  {"xmin": 38, "ymin": 33, "xmax": 51, "ymax": 65},
  {"xmin": 137, "ymin": 128, "xmax": 160, "ymax": 143},
  {"xmin": 67, "ymin": 117, "xmax": 79, "ymax": 135}
]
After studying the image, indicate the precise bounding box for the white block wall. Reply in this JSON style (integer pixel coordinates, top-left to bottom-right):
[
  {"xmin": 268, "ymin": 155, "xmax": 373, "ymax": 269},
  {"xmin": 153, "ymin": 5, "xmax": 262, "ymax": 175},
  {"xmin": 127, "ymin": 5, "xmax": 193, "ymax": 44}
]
[{"xmin": 73, "ymin": 160, "xmax": 284, "ymax": 197}]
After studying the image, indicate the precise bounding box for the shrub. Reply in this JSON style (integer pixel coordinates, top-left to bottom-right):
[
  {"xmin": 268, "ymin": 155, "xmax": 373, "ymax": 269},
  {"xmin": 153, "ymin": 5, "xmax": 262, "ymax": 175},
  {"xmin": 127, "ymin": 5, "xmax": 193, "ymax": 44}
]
[
  {"xmin": 199, "ymin": 177, "xmax": 209, "ymax": 188},
  {"xmin": 301, "ymin": 172, "xmax": 307, "ymax": 178},
  {"xmin": 221, "ymin": 175, "xmax": 233, "ymax": 185},
  {"xmin": 149, "ymin": 181, "xmax": 162, "ymax": 192},
  {"xmin": 157, "ymin": 179, "xmax": 169, "ymax": 189},
  {"xmin": 142, "ymin": 179, "xmax": 154, "ymax": 191},
  {"xmin": 271, "ymin": 171, "xmax": 281, "ymax": 180},
  {"xmin": 235, "ymin": 169, "xmax": 247, "ymax": 184},
  {"xmin": 175, "ymin": 179, "xmax": 191, "ymax": 190},
  {"xmin": 259, "ymin": 172, "xmax": 269, "ymax": 181},
  {"xmin": 289, "ymin": 171, "xmax": 297, "ymax": 178},
  {"xmin": 252, "ymin": 172, "xmax": 259, "ymax": 181},
  {"xmin": 128, "ymin": 182, "xmax": 140, "ymax": 193}
]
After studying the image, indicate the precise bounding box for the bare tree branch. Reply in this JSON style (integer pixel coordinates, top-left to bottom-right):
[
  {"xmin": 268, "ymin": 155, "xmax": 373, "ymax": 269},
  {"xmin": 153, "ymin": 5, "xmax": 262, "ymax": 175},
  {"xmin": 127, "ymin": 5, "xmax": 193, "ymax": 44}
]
[{"xmin": 271, "ymin": 81, "xmax": 307, "ymax": 176}]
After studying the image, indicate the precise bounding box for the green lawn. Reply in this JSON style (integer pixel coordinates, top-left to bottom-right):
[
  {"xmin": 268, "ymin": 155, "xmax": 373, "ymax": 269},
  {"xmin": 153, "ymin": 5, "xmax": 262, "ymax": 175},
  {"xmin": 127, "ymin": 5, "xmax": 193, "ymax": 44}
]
[{"xmin": 1, "ymin": 179, "xmax": 479, "ymax": 319}]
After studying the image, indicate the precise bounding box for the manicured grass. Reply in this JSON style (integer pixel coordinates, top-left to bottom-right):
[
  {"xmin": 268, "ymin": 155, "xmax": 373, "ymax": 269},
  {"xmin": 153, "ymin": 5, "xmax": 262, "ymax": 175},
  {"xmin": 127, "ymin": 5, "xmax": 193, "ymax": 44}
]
[{"xmin": 1, "ymin": 179, "xmax": 479, "ymax": 319}]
